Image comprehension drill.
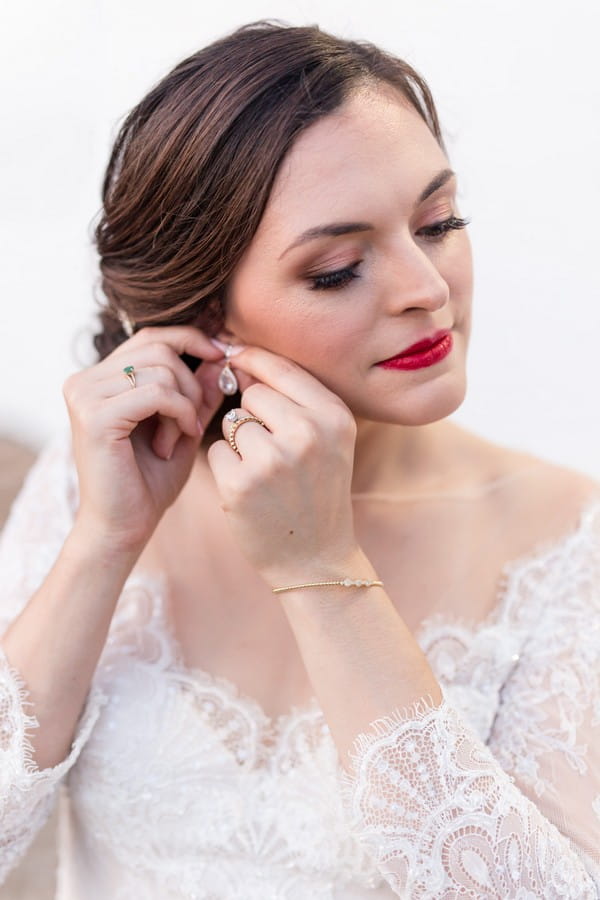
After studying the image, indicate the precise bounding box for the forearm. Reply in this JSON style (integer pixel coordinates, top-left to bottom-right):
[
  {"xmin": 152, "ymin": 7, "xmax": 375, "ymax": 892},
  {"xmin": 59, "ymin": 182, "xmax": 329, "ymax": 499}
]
[
  {"xmin": 277, "ymin": 553, "xmax": 600, "ymax": 897},
  {"xmin": 275, "ymin": 548, "xmax": 442, "ymax": 772},
  {"xmin": 1, "ymin": 522, "xmax": 141, "ymax": 770}
]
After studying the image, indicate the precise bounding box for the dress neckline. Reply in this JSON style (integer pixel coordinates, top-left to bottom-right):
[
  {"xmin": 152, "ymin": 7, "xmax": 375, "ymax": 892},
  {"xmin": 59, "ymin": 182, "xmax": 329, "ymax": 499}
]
[{"xmin": 120, "ymin": 496, "xmax": 600, "ymax": 736}]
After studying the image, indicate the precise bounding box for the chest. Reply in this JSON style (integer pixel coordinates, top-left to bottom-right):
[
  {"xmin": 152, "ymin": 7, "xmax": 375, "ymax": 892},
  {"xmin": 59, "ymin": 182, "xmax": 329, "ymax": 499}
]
[{"xmin": 132, "ymin": 497, "xmax": 510, "ymax": 721}]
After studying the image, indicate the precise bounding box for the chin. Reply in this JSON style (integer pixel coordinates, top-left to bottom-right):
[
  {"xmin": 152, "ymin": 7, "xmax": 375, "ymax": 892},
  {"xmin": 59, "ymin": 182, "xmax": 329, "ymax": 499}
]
[{"xmin": 352, "ymin": 371, "xmax": 468, "ymax": 427}]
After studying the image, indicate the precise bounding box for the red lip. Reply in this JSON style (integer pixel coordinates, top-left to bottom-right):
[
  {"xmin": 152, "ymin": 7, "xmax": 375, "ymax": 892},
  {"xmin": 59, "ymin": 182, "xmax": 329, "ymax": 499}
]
[
  {"xmin": 376, "ymin": 329, "xmax": 453, "ymax": 370},
  {"xmin": 392, "ymin": 329, "xmax": 451, "ymax": 360}
]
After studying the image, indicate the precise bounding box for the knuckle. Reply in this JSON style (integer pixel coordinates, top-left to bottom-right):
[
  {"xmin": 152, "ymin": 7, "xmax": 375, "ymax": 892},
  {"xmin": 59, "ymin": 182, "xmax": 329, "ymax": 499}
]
[
  {"xmin": 280, "ymin": 426, "xmax": 313, "ymax": 462},
  {"xmin": 134, "ymin": 326, "xmax": 156, "ymax": 341},
  {"xmin": 156, "ymin": 344, "xmax": 178, "ymax": 367},
  {"xmin": 223, "ymin": 475, "xmax": 250, "ymax": 505},
  {"xmin": 328, "ymin": 404, "xmax": 356, "ymax": 437},
  {"xmin": 62, "ymin": 372, "xmax": 81, "ymax": 401},
  {"xmin": 144, "ymin": 381, "xmax": 170, "ymax": 403},
  {"xmin": 153, "ymin": 364, "xmax": 178, "ymax": 389},
  {"xmin": 241, "ymin": 383, "xmax": 266, "ymax": 407},
  {"xmin": 69, "ymin": 397, "xmax": 90, "ymax": 425},
  {"xmin": 261, "ymin": 443, "xmax": 285, "ymax": 473},
  {"xmin": 146, "ymin": 341, "xmax": 168, "ymax": 360},
  {"xmin": 294, "ymin": 418, "xmax": 320, "ymax": 447},
  {"xmin": 75, "ymin": 404, "xmax": 96, "ymax": 432}
]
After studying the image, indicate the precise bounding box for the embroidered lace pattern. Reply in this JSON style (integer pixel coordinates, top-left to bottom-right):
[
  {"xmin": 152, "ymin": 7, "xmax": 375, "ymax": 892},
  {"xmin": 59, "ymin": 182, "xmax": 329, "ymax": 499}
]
[
  {"xmin": 338, "ymin": 501, "xmax": 600, "ymax": 897},
  {"xmin": 0, "ymin": 430, "xmax": 599, "ymax": 898}
]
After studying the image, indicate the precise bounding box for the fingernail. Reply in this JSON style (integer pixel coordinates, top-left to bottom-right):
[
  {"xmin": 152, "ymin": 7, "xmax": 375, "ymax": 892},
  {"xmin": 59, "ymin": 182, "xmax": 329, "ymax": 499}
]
[
  {"xmin": 209, "ymin": 337, "xmax": 246, "ymax": 356},
  {"xmin": 197, "ymin": 418, "xmax": 205, "ymax": 437}
]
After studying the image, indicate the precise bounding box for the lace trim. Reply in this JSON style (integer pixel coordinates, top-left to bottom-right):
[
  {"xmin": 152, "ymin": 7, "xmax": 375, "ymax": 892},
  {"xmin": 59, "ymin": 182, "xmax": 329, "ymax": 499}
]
[
  {"xmin": 415, "ymin": 495, "xmax": 600, "ymax": 646},
  {"xmin": 94, "ymin": 497, "xmax": 600, "ymax": 779},
  {"xmin": 342, "ymin": 692, "xmax": 445, "ymax": 778},
  {"xmin": 336, "ymin": 696, "xmax": 598, "ymax": 898},
  {"xmin": 0, "ymin": 646, "xmax": 108, "ymax": 779},
  {"xmin": 0, "ymin": 648, "xmax": 108, "ymax": 882},
  {"xmin": 0, "ymin": 646, "xmax": 41, "ymax": 775}
]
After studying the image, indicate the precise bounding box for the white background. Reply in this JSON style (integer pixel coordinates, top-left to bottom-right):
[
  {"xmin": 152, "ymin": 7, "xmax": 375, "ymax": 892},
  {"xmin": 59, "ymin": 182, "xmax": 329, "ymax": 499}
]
[{"xmin": 1, "ymin": 0, "xmax": 598, "ymax": 477}]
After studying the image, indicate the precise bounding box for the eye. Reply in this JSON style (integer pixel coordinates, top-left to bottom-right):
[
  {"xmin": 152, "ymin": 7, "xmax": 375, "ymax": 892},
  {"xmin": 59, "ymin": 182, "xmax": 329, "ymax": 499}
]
[
  {"xmin": 417, "ymin": 215, "xmax": 470, "ymax": 241},
  {"xmin": 308, "ymin": 261, "xmax": 362, "ymax": 291}
]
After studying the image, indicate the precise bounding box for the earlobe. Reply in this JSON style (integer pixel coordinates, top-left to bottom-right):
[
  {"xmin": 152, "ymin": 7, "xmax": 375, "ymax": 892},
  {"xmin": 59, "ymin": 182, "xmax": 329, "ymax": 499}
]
[
  {"xmin": 216, "ymin": 326, "xmax": 235, "ymax": 340},
  {"xmin": 214, "ymin": 327, "xmax": 239, "ymax": 348}
]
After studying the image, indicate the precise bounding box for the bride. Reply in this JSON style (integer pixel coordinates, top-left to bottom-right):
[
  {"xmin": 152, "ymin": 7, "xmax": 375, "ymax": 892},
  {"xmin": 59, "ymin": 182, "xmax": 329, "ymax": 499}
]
[{"xmin": 1, "ymin": 20, "xmax": 599, "ymax": 899}]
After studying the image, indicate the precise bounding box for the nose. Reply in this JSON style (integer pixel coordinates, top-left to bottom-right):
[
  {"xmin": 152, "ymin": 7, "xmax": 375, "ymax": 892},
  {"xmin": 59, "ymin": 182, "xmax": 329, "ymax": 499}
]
[{"xmin": 382, "ymin": 241, "xmax": 450, "ymax": 315}]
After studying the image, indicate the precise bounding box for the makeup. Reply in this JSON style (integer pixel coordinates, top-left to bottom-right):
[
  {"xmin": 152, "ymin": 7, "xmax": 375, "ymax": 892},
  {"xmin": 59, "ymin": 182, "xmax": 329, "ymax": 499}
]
[{"xmin": 377, "ymin": 331, "xmax": 453, "ymax": 371}]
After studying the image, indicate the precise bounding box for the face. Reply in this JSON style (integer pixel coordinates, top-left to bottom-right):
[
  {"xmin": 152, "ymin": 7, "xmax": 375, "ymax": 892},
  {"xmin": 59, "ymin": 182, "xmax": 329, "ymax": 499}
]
[{"xmin": 222, "ymin": 84, "xmax": 473, "ymax": 426}]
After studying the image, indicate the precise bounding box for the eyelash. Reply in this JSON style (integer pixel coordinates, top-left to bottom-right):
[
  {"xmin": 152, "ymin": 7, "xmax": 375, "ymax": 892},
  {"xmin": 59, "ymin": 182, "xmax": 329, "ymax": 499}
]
[{"xmin": 308, "ymin": 215, "xmax": 471, "ymax": 291}]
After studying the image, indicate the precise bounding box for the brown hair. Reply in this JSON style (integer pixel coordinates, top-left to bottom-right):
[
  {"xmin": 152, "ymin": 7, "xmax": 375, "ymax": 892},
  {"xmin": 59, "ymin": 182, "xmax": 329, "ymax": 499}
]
[{"xmin": 92, "ymin": 19, "xmax": 445, "ymax": 438}]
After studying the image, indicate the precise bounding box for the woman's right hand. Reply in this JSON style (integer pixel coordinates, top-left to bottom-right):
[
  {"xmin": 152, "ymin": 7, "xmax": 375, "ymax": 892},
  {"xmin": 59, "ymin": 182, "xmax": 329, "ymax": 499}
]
[{"xmin": 63, "ymin": 325, "xmax": 227, "ymax": 553}]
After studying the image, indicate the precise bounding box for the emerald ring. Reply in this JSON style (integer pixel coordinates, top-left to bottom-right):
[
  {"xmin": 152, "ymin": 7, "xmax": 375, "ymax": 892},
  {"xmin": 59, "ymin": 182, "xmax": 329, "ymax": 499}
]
[{"xmin": 123, "ymin": 365, "xmax": 136, "ymax": 388}]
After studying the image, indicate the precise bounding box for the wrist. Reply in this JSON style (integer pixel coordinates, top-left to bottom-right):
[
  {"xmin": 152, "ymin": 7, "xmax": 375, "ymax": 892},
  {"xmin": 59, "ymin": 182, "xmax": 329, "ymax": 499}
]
[
  {"xmin": 265, "ymin": 545, "xmax": 379, "ymax": 593},
  {"xmin": 69, "ymin": 516, "xmax": 146, "ymax": 570}
]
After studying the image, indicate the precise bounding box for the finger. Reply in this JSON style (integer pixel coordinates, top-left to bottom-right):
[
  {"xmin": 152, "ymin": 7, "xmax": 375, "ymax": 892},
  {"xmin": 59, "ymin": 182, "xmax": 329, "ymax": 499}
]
[
  {"xmin": 165, "ymin": 428, "xmax": 199, "ymax": 465},
  {"xmin": 111, "ymin": 367, "xmax": 185, "ymax": 459},
  {"xmin": 98, "ymin": 361, "xmax": 201, "ymax": 408},
  {"xmin": 238, "ymin": 382, "xmax": 299, "ymax": 431},
  {"xmin": 222, "ymin": 407, "xmax": 271, "ymax": 460},
  {"xmin": 112, "ymin": 349, "xmax": 238, "ymax": 448},
  {"xmin": 206, "ymin": 438, "xmax": 242, "ymax": 486},
  {"xmin": 111, "ymin": 324, "xmax": 223, "ymax": 366},
  {"xmin": 98, "ymin": 358, "xmax": 204, "ymax": 459},
  {"xmin": 101, "ymin": 344, "xmax": 203, "ymax": 406},
  {"xmin": 128, "ymin": 411, "xmax": 189, "ymax": 462},
  {"xmin": 99, "ymin": 382, "xmax": 200, "ymax": 452},
  {"xmin": 227, "ymin": 347, "xmax": 340, "ymax": 409}
]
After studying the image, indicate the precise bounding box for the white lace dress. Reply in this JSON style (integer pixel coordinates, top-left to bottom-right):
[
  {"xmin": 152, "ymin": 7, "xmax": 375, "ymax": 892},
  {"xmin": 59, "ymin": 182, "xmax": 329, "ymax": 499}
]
[{"xmin": 0, "ymin": 430, "xmax": 599, "ymax": 899}]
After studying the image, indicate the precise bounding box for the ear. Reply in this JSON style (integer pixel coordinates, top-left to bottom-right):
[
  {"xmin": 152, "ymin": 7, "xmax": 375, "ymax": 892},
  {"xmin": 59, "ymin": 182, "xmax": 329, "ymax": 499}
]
[{"xmin": 214, "ymin": 327, "xmax": 242, "ymax": 348}]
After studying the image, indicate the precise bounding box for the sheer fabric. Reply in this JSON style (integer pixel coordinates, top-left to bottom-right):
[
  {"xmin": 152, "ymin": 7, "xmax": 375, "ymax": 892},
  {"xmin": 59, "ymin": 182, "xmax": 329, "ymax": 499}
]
[{"xmin": 0, "ymin": 430, "xmax": 599, "ymax": 899}]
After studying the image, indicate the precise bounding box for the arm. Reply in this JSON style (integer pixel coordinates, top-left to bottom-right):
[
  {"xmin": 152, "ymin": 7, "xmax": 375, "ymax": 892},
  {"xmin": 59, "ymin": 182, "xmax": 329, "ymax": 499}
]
[
  {"xmin": 0, "ymin": 325, "xmax": 224, "ymax": 881},
  {"xmin": 0, "ymin": 433, "xmax": 135, "ymax": 882},
  {"xmin": 207, "ymin": 347, "xmax": 600, "ymax": 897},
  {"xmin": 279, "ymin": 501, "xmax": 600, "ymax": 898}
]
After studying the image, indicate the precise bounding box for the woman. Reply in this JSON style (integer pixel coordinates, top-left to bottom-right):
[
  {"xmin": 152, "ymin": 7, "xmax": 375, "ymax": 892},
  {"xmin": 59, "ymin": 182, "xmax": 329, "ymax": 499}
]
[{"xmin": 1, "ymin": 20, "xmax": 599, "ymax": 899}]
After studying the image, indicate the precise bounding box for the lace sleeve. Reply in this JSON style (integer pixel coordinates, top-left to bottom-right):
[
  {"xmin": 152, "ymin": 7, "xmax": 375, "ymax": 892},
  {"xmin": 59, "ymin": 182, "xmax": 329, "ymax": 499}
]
[
  {"xmin": 338, "ymin": 501, "xmax": 600, "ymax": 898},
  {"xmin": 0, "ymin": 429, "xmax": 107, "ymax": 883},
  {"xmin": 0, "ymin": 429, "xmax": 77, "ymax": 633}
]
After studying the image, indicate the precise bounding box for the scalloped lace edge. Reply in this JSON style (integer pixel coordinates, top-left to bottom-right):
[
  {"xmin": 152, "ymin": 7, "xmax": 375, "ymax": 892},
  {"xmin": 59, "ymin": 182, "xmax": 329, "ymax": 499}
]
[{"xmin": 0, "ymin": 646, "xmax": 108, "ymax": 781}]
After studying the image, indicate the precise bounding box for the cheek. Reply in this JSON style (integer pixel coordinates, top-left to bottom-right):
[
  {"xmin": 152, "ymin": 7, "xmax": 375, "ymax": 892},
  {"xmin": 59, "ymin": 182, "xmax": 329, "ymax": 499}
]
[
  {"xmin": 227, "ymin": 291, "xmax": 362, "ymax": 366},
  {"xmin": 445, "ymin": 234, "xmax": 473, "ymax": 300}
]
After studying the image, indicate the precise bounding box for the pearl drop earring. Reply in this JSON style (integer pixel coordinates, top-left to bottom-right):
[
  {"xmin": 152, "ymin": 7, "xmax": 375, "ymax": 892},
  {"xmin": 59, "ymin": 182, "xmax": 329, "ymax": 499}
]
[{"xmin": 217, "ymin": 344, "xmax": 239, "ymax": 395}]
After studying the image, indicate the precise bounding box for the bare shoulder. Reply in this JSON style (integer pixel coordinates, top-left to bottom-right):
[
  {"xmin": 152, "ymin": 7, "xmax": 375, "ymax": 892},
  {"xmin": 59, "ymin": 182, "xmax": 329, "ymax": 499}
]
[{"xmin": 452, "ymin": 424, "xmax": 600, "ymax": 549}]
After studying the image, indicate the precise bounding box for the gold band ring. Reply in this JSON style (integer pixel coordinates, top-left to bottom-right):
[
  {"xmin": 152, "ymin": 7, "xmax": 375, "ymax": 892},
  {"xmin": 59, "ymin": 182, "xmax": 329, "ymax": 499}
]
[
  {"xmin": 228, "ymin": 416, "xmax": 266, "ymax": 456},
  {"xmin": 123, "ymin": 365, "xmax": 136, "ymax": 388}
]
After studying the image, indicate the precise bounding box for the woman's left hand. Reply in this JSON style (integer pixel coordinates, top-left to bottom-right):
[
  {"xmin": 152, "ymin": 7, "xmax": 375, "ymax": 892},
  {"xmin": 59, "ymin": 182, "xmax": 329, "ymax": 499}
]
[{"xmin": 206, "ymin": 346, "xmax": 361, "ymax": 586}]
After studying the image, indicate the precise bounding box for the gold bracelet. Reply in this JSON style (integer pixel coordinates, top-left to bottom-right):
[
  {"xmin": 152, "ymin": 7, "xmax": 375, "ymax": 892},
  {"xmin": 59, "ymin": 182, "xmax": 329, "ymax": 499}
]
[{"xmin": 272, "ymin": 577, "xmax": 384, "ymax": 594}]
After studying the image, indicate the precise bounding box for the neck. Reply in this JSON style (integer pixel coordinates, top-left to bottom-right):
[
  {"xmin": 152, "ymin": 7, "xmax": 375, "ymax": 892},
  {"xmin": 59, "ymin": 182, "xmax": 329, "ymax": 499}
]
[
  {"xmin": 350, "ymin": 417, "xmax": 470, "ymax": 497},
  {"xmin": 191, "ymin": 415, "xmax": 477, "ymax": 501}
]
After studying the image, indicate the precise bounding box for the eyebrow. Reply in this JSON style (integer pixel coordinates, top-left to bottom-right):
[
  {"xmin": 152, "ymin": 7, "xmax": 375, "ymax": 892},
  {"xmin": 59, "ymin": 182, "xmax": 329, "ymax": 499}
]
[{"xmin": 278, "ymin": 167, "xmax": 456, "ymax": 259}]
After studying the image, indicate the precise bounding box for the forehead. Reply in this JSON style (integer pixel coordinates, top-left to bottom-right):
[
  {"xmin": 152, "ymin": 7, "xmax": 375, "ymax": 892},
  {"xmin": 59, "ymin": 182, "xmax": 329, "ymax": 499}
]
[{"xmin": 256, "ymin": 86, "xmax": 448, "ymax": 244}]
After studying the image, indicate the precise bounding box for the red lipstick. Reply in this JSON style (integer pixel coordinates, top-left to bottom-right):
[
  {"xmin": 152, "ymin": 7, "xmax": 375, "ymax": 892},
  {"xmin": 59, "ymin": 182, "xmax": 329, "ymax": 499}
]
[{"xmin": 377, "ymin": 330, "xmax": 453, "ymax": 371}]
